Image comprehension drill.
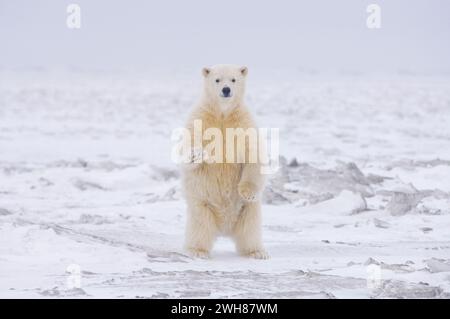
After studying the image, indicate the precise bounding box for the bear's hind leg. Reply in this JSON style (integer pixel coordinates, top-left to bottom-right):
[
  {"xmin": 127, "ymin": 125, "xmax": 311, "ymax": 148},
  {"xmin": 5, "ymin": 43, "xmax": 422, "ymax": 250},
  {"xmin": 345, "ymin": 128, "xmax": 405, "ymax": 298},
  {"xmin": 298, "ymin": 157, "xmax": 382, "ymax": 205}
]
[
  {"xmin": 232, "ymin": 202, "xmax": 269, "ymax": 259},
  {"xmin": 185, "ymin": 200, "xmax": 218, "ymax": 259}
]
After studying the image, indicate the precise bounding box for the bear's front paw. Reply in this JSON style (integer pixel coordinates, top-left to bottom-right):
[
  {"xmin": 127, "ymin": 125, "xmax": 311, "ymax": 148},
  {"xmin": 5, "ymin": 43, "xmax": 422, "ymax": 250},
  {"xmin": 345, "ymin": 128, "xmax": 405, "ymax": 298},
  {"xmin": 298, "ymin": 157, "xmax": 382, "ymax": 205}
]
[{"xmin": 238, "ymin": 182, "xmax": 259, "ymax": 202}]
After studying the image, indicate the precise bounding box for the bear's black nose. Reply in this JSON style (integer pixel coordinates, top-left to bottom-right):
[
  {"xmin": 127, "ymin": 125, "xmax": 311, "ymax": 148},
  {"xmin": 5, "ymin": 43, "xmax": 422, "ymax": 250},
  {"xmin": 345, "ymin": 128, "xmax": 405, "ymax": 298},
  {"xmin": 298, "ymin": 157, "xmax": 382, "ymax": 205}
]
[{"xmin": 222, "ymin": 87, "xmax": 231, "ymax": 97}]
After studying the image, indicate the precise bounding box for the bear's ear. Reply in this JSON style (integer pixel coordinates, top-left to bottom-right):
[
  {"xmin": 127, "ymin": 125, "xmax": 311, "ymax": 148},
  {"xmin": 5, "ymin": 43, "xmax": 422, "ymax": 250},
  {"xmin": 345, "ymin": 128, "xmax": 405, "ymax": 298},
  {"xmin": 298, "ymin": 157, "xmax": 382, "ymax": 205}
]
[
  {"xmin": 202, "ymin": 67, "xmax": 211, "ymax": 77},
  {"xmin": 240, "ymin": 66, "xmax": 248, "ymax": 76}
]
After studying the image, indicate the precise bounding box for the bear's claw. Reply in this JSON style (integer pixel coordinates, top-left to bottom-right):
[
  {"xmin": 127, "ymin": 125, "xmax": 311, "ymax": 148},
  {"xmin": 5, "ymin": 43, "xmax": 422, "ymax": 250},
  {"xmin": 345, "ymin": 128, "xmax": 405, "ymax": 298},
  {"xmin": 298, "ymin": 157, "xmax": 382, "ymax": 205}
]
[
  {"xmin": 188, "ymin": 147, "xmax": 203, "ymax": 164},
  {"xmin": 238, "ymin": 182, "xmax": 259, "ymax": 202}
]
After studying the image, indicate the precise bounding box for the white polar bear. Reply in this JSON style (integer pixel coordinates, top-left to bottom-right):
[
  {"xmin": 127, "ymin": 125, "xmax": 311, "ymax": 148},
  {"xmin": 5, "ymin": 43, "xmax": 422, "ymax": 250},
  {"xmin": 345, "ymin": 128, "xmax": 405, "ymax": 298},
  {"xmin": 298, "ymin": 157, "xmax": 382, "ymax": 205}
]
[{"xmin": 181, "ymin": 64, "xmax": 269, "ymax": 259}]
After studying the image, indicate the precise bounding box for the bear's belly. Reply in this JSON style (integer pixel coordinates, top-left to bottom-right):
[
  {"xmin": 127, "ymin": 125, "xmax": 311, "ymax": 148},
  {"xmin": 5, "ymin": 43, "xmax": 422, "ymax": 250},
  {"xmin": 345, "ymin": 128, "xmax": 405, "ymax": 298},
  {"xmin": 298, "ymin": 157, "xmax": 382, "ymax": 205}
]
[{"xmin": 183, "ymin": 163, "xmax": 244, "ymax": 233}]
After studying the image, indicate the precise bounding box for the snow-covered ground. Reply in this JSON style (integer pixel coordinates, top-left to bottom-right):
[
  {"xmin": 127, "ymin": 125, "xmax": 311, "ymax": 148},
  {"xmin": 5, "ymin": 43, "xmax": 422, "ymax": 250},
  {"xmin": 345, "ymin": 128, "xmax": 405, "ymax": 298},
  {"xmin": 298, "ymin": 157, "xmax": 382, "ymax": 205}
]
[{"xmin": 1, "ymin": 70, "xmax": 450, "ymax": 298}]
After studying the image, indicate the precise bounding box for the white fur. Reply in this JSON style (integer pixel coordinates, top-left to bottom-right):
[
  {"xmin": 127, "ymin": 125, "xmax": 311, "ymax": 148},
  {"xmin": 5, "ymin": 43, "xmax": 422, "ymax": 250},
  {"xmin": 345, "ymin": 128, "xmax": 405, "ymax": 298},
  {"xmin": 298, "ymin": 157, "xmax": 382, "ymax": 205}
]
[{"xmin": 182, "ymin": 64, "xmax": 268, "ymax": 259}]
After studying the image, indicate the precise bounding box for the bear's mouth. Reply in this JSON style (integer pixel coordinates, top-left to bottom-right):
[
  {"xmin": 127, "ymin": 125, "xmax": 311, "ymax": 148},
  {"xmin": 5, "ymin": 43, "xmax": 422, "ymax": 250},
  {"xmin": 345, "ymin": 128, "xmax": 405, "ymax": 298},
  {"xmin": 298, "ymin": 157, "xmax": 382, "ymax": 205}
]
[{"xmin": 220, "ymin": 93, "xmax": 232, "ymax": 98}]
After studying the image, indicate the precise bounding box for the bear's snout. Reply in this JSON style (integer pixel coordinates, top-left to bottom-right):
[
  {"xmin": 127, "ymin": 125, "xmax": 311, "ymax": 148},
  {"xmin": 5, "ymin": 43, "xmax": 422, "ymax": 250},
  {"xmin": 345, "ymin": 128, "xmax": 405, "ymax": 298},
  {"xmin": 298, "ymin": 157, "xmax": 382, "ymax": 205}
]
[{"xmin": 221, "ymin": 86, "xmax": 231, "ymax": 97}]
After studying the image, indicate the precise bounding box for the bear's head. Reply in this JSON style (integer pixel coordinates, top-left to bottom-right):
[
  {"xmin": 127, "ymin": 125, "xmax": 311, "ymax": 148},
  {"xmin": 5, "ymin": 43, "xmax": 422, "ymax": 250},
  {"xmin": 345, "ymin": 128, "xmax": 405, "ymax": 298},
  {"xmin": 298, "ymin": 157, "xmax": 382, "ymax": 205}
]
[{"xmin": 201, "ymin": 64, "xmax": 248, "ymax": 111}]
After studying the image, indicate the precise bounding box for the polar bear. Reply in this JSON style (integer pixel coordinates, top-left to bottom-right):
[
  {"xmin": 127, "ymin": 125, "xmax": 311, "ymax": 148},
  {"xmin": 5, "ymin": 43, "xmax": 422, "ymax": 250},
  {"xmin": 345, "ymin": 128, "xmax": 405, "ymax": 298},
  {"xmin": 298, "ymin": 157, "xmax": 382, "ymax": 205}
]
[{"xmin": 181, "ymin": 64, "xmax": 268, "ymax": 259}]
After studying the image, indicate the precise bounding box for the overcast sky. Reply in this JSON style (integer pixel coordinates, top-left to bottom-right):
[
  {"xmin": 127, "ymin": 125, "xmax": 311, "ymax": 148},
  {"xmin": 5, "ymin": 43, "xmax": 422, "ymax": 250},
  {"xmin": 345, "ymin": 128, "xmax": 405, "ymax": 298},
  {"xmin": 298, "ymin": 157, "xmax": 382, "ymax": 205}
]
[{"xmin": 1, "ymin": 0, "xmax": 449, "ymax": 74}]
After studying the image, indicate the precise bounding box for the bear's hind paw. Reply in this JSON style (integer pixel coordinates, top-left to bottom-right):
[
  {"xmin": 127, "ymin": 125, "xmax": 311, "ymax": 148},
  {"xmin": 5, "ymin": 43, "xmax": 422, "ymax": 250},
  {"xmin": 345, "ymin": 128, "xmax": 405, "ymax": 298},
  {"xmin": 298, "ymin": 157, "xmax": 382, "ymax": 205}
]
[
  {"xmin": 187, "ymin": 248, "xmax": 210, "ymax": 259},
  {"xmin": 245, "ymin": 250, "xmax": 270, "ymax": 260}
]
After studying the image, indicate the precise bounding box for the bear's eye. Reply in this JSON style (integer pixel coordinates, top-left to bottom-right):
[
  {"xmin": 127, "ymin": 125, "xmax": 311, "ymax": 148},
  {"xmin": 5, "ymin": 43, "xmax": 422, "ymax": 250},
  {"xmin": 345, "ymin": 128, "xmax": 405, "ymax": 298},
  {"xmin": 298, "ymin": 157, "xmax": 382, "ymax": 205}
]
[
  {"xmin": 215, "ymin": 79, "xmax": 220, "ymax": 83},
  {"xmin": 231, "ymin": 78, "xmax": 236, "ymax": 83}
]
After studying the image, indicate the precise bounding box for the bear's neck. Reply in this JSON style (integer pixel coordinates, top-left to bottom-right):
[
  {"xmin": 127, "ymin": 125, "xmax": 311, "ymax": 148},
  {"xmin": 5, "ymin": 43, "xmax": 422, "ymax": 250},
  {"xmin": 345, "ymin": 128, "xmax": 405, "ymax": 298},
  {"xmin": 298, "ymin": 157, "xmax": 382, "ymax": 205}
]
[{"xmin": 203, "ymin": 98, "xmax": 242, "ymax": 119}]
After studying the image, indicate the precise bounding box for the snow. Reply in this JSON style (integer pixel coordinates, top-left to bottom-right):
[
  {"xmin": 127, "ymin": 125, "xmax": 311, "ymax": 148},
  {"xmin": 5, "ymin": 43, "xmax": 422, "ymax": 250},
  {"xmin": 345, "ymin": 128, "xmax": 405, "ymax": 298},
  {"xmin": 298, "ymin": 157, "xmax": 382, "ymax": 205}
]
[{"xmin": 1, "ymin": 70, "xmax": 450, "ymax": 298}]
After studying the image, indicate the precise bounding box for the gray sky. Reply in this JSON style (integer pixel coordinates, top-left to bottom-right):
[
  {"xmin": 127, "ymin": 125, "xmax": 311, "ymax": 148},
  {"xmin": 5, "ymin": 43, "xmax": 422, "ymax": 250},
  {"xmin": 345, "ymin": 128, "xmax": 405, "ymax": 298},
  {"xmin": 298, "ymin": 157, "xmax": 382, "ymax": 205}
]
[{"xmin": 1, "ymin": 0, "xmax": 449, "ymax": 73}]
